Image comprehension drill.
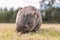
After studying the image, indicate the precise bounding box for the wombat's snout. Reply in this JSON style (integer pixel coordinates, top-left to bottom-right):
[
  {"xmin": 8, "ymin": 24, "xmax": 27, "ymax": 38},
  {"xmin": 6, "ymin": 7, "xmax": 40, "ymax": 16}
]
[
  {"xmin": 25, "ymin": 25, "xmax": 28, "ymax": 27},
  {"xmin": 24, "ymin": 25, "xmax": 28, "ymax": 28}
]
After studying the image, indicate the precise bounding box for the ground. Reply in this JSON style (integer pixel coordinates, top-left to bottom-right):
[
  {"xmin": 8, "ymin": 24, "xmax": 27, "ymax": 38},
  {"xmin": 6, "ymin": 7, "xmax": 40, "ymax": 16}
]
[{"xmin": 0, "ymin": 23, "xmax": 60, "ymax": 40}]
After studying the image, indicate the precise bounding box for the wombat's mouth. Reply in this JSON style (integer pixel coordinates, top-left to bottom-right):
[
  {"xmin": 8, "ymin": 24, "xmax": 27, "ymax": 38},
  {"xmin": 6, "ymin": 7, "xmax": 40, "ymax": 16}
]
[
  {"xmin": 22, "ymin": 26, "xmax": 29, "ymax": 32},
  {"xmin": 22, "ymin": 24, "xmax": 32, "ymax": 30}
]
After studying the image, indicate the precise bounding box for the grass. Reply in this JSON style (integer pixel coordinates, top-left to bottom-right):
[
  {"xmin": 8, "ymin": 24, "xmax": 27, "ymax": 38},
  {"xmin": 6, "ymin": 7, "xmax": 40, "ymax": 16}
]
[{"xmin": 0, "ymin": 23, "xmax": 60, "ymax": 40}]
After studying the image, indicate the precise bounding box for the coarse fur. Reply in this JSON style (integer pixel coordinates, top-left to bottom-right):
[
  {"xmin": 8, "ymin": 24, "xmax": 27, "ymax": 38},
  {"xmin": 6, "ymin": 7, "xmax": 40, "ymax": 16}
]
[{"xmin": 16, "ymin": 6, "xmax": 42, "ymax": 33}]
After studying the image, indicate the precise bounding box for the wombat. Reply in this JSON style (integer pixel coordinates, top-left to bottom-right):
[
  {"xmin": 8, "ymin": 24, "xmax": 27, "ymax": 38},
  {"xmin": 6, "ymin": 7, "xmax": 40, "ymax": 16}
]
[{"xmin": 16, "ymin": 6, "xmax": 42, "ymax": 33}]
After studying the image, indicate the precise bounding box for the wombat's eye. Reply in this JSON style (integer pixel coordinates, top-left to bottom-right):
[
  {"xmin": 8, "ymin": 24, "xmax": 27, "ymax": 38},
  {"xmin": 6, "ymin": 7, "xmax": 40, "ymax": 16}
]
[{"xmin": 31, "ymin": 15, "xmax": 34, "ymax": 17}]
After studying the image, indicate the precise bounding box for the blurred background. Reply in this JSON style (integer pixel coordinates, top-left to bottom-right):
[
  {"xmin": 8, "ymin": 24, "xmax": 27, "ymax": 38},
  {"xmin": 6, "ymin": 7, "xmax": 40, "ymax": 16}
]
[{"xmin": 0, "ymin": 0, "xmax": 60, "ymax": 23}]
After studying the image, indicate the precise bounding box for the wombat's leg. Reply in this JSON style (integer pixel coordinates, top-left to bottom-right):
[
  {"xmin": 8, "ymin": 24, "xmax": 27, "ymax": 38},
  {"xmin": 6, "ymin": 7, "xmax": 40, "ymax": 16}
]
[
  {"xmin": 16, "ymin": 26, "xmax": 21, "ymax": 33},
  {"xmin": 21, "ymin": 30, "xmax": 29, "ymax": 34},
  {"xmin": 16, "ymin": 26, "xmax": 22, "ymax": 36},
  {"xmin": 33, "ymin": 23, "xmax": 41, "ymax": 32},
  {"xmin": 21, "ymin": 31, "xmax": 28, "ymax": 34},
  {"xmin": 35, "ymin": 24, "xmax": 41, "ymax": 32}
]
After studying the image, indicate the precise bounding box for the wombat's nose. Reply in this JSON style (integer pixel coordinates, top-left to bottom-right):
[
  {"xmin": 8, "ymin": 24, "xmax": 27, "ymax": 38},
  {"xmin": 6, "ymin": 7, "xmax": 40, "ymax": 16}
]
[
  {"xmin": 24, "ymin": 25, "xmax": 28, "ymax": 28},
  {"xmin": 25, "ymin": 25, "xmax": 28, "ymax": 27}
]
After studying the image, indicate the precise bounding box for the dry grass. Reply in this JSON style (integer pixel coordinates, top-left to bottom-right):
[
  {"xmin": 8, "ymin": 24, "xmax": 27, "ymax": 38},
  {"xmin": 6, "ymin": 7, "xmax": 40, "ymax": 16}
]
[{"xmin": 0, "ymin": 23, "xmax": 60, "ymax": 40}]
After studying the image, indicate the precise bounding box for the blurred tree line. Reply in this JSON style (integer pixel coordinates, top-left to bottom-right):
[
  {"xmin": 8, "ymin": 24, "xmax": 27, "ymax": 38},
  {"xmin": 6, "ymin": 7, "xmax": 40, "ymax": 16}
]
[
  {"xmin": 40, "ymin": 0, "xmax": 60, "ymax": 23},
  {"xmin": 0, "ymin": 7, "xmax": 19, "ymax": 23},
  {"xmin": 0, "ymin": 0, "xmax": 60, "ymax": 23}
]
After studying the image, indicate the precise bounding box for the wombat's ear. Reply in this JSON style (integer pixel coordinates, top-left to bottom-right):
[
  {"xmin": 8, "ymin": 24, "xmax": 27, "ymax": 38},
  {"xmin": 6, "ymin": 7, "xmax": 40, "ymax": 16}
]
[
  {"xmin": 19, "ymin": 7, "xmax": 22, "ymax": 10},
  {"xmin": 32, "ymin": 11, "xmax": 36, "ymax": 15}
]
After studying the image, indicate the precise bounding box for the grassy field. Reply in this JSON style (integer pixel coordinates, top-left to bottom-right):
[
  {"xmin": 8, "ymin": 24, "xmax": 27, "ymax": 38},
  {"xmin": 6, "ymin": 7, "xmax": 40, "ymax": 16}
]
[{"xmin": 0, "ymin": 23, "xmax": 60, "ymax": 40}]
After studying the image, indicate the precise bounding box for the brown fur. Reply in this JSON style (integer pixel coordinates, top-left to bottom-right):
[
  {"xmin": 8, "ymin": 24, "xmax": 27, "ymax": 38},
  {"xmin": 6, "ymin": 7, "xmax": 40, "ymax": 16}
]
[{"xmin": 16, "ymin": 6, "xmax": 42, "ymax": 33}]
